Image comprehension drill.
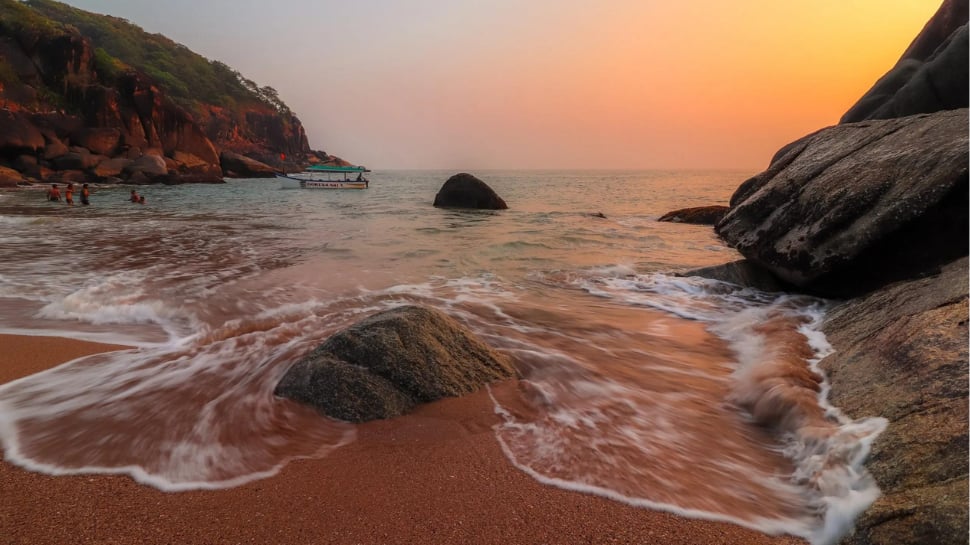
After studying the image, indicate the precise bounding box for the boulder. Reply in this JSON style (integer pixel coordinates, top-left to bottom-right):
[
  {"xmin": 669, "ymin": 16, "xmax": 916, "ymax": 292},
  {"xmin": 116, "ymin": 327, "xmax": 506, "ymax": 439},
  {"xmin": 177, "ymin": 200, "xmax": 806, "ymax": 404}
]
[
  {"xmin": 842, "ymin": 1, "xmax": 968, "ymax": 123},
  {"xmin": 658, "ymin": 205, "xmax": 729, "ymax": 225},
  {"xmin": 275, "ymin": 305, "xmax": 518, "ymax": 422},
  {"xmin": 433, "ymin": 173, "xmax": 508, "ymax": 210},
  {"xmin": 13, "ymin": 155, "xmax": 40, "ymax": 179},
  {"xmin": 123, "ymin": 154, "xmax": 168, "ymax": 180},
  {"xmin": 715, "ymin": 109, "xmax": 969, "ymax": 298},
  {"xmin": 219, "ymin": 151, "xmax": 277, "ymax": 178},
  {"xmin": 71, "ymin": 128, "xmax": 121, "ymax": 156},
  {"xmin": 52, "ymin": 151, "xmax": 103, "ymax": 171},
  {"xmin": 42, "ymin": 138, "xmax": 69, "ymax": 161},
  {"xmin": 819, "ymin": 257, "xmax": 968, "ymax": 545},
  {"xmin": 0, "ymin": 165, "xmax": 25, "ymax": 188},
  {"xmin": 0, "ymin": 110, "xmax": 44, "ymax": 155},
  {"xmin": 92, "ymin": 157, "xmax": 132, "ymax": 178}
]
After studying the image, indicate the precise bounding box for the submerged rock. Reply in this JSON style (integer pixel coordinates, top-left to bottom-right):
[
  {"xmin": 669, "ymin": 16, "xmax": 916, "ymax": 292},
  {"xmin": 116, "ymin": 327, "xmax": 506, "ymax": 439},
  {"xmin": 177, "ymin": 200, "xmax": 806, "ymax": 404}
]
[
  {"xmin": 275, "ymin": 305, "xmax": 518, "ymax": 422},
  {"xmin": 819, "ymin": 257, "xmax": 968, "ymax": 545},
  {"xmin": 678, "ymin": 259, "xmax": 787, "ymax": 292},
  {"xmin": 433, "ymin": 173, "xmax": 508, "ymax": 210},
  {"xmin": 716, "ymin": 109, "xmax": 969, "ymax": 298},
  {"xmin": 658, "ymin": 205, "xmax": 729, "ymax": 225}
]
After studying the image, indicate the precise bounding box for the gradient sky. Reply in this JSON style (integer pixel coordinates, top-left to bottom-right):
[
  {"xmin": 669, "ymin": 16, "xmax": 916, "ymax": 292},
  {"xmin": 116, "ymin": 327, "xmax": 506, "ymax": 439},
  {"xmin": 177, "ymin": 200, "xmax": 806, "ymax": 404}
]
[{"xmin": 60, "ymin": 1, "xmax": 939, "ymax": 170}]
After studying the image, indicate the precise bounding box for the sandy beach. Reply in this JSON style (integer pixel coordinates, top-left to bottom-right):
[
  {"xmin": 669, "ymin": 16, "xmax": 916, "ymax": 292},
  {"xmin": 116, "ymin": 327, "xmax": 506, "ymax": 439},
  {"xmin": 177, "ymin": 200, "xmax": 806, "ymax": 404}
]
[{"xmin": 0, "ymin": 334, "xmax": 806, "ymax": 545}]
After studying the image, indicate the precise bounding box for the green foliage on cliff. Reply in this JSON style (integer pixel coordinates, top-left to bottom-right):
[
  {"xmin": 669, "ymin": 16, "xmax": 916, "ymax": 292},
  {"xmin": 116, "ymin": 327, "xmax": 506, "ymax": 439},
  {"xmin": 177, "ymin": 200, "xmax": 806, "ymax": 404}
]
[
  {"xmin": 12, "ymin": 0, "xmax": 292, "ymax": 116},
  {"xmin": 0, "ymin": 0, "xmax": 64, "ymax": 38}
]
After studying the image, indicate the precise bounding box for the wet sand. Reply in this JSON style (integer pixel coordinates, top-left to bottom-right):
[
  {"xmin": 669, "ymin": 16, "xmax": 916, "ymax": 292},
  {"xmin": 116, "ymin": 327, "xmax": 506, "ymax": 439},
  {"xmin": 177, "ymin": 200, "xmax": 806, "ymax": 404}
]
[{"xmin": 0, "ymin": 334, "xmax": 806, "ymax": 545}]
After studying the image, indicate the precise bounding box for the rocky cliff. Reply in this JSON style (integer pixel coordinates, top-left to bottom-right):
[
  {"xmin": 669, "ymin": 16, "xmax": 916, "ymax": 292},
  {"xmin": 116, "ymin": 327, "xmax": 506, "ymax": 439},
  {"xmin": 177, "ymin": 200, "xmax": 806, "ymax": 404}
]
[
  {"xmin": 697, "ymin": 2, "xmax": 968, "ymax": 543},
  {"xmin": 0, "ymin": 0, "xmax": 349, "ymax": 186}
]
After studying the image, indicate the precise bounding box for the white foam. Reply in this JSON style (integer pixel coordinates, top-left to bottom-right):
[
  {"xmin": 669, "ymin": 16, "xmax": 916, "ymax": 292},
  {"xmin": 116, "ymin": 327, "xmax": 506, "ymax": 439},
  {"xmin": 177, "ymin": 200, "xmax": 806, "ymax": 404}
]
[
  {"xmin": 488, "ymin": 386, "xmax": 814, "ymax": 538},
  {"xmin": 489, "ymin": 268, "xmax": 886, "ymax": 544},
  {"xmin": 0, "ymin": 318, "xmax": 356, "ymax": 491}
]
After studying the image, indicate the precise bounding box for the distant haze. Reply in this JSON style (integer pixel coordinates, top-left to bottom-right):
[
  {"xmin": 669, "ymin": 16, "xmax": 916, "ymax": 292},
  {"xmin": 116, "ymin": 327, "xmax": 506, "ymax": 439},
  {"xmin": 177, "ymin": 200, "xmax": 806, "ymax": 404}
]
[{"xmin": 62, "ymin": 1, "xmax": 937, "ymax": 170}]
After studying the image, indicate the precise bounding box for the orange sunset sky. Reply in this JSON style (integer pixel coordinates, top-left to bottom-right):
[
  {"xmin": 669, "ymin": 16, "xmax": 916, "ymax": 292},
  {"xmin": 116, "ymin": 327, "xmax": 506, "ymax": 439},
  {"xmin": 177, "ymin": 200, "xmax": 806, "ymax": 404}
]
[{"xmin": 65, "ymin": 1, "xmax": 942, "ymax": 170}]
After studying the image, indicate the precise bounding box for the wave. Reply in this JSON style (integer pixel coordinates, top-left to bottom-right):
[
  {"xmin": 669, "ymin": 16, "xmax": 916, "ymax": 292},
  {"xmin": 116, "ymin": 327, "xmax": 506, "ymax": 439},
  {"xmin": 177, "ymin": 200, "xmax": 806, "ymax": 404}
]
[
  {"xmin": 491, "ymin": 270, "xmax": 886, "ymax": 545},
  {"xmin": 0, "ymin": 262, "xmax": 885, "ymax": 544}
]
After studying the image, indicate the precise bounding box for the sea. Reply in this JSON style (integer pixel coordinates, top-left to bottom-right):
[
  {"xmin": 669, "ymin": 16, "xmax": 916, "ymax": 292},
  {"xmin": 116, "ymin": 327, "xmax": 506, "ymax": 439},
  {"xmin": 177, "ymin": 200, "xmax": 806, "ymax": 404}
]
[{"xmin": 0, "ymin": 170, "xmax": 886, "ymax": 544}]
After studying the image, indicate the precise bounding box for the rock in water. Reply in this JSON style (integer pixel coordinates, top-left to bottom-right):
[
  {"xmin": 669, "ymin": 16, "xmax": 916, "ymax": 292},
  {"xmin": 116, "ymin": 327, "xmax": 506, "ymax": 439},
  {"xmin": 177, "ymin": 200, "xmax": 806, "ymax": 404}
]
[
  {"xmin": 715, "ymin": 109, "xmax": 969, "ymax": 298},
  {"xmin": 658, "ymin": 205, "xmax": 729, "ymax": 225},
  {"xmin": 433, "ymin": 173, "xmax": 508, "ymax": 210},
  {"xmin": 275, "ymin": 305, "xmax": 518, "ymax": 422}
]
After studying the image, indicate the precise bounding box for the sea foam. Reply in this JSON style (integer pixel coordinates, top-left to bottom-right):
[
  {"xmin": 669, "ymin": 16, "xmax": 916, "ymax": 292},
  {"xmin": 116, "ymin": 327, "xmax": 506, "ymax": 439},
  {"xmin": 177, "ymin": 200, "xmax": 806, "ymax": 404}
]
[{"xmin": 489, "ymin": 269, "xmax": 885, "ymax": 545}]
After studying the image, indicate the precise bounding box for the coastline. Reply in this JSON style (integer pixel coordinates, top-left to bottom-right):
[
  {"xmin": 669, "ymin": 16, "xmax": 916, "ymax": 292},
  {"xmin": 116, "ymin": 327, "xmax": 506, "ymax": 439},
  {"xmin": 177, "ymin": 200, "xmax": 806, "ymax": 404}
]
[{"xmin": 0, "ymin": 333, "xmax": 806, "ymax": 545}]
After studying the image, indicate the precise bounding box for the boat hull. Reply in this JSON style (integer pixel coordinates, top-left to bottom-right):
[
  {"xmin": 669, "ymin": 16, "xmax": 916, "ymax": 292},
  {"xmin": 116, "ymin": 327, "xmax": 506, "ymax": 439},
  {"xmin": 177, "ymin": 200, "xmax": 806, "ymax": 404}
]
[{"xmin": 277, "ymin": 174, "xmax": 367, "ymax": 189}]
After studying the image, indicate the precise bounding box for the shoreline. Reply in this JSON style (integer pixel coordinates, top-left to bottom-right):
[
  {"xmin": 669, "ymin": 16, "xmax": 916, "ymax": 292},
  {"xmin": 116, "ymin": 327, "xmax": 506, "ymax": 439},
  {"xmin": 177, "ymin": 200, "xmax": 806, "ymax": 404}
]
[{"xmin": 0, "ymin": 333, "xmax": 806, "ymax": 545}]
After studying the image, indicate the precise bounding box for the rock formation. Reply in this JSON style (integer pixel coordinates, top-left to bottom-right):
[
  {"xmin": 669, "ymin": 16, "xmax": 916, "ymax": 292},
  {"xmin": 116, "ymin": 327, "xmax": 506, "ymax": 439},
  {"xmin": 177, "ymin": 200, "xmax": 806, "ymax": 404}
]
[
  {"xmin": 433, "ymin": 173, "xmax": 509, "ymax": 210},
  {"xmin": 219, "ymin": 151, "xmax": 278, "ymax": 178},
  {"xmin": 819, "ymin": 258, "xmax": 968, "ymax": 545},
  {"xmin": 275, "ymin": 306, "xmax": 518, "ymax": 422},
  {"xmin": 715, "ymin": 109, "xmax": 968, "ymax": 298},
  {"xmin": 841, "ymin": 0, "xmax": 968, "ymax": 123},
  {"xmin": 699, "ymin": 4, "xmax": 969, "ymax": 543},
  {"xmin": 0, "ymin": 0, "xmax": 349, "ymax": 185},
  {"xmin": 658, "ymin": 205, "xmax": 729, "ymax": 225}
]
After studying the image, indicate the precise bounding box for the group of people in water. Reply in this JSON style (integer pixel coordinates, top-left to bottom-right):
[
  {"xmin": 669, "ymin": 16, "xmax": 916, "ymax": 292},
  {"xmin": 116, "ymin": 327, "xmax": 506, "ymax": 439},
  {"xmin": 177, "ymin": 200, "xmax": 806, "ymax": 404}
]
[
  {"xmin": 45, "ymin": 183, "xmax": 146, "ymax": 205},
  {"xmin": 45, "ymin": 183, "xmax": 90, "ymax": 205}
]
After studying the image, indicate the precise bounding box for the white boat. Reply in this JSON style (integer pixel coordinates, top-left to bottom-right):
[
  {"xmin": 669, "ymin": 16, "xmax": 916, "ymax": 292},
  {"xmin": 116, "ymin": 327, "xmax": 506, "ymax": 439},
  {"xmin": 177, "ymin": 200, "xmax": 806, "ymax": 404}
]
[{"xmin": 277, "ymin": 165, "xmax": 370, "ymax": 189}]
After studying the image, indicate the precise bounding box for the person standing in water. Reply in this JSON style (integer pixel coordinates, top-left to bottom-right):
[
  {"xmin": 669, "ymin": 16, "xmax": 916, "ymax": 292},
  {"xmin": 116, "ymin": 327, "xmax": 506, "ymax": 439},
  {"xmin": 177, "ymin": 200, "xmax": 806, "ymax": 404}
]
[
  {"xmin": 80, "ymin": 184, "xmax": 91, "ymax": 205},
  {"xmin": 64, "ymin": 183, "xmax": 74, "ymax": 206},
  {"xmin": 46, "ymin": 184, "xmax": 61, "ymax": 202},
  {"xmin": 130, "ymin": 189, "xmax": 139, "ymax": 203}
]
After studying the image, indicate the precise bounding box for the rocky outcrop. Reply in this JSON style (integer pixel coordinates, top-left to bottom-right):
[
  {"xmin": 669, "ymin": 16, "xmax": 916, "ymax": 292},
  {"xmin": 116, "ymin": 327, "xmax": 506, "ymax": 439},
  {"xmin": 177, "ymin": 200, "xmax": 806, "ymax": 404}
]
[
  {"xmin": 0, "ymin": 1, "xmax": 347, "ymax": 184},
  {"xmin": 702, "ymin": 6, "xmax": 969, "ymax": 544},
  {"xmin": 0, "ymin": 165, "xmax": 25, "ymax": 187},
  {"xmin": 658, "ymin": 205, "xmax": 729, "ymax": 225},
  {"xmin": 433, "ymin": 173, "xmax": 508, "ymax": 210},
  {"xmin": 220, "ymin": 151, "xmax": 277, "ymax": 178},
  {"xmin": 0, "ymin": 110, "xmax": 45, "ymax": 156},
  {"xmin": 819, "ymin": 257, "xmax": 968, "ymax": 545},
  {"xmin": 841, "ymin": 0, "xmax": 968, "ymax": 123},
  {"xmin": 715, "ymin": 109, "xmax": 968, "ymax": 298},
  {"xmin": 275, "ymin": 306, "xmax": 518, "ymax": 422}
]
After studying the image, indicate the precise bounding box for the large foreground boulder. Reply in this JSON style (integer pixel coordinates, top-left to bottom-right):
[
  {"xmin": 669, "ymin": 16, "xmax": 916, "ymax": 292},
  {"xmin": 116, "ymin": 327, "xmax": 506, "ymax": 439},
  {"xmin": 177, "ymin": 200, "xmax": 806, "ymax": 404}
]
[
  {"xmin": 433, "ymin": 173, "xmax": 508, "ymax": 210},
  {"xmin": 275, "ymin": 305, "xmax": 518, "ymax": 422},
  {"xmin": 716, "ymin": 109, "xmax": 968, "ymax": 298},
  {"xmin": 819, "ymin": 257, "xmax": 968, "ymax": 545}
]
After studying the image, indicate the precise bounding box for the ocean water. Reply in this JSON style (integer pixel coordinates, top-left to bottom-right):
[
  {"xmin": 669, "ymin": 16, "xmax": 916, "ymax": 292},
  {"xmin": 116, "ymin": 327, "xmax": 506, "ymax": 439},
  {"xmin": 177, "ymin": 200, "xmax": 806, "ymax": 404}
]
[{"xmin": 0, "ymin": 171, "xmax": 885, "ymax": 544}]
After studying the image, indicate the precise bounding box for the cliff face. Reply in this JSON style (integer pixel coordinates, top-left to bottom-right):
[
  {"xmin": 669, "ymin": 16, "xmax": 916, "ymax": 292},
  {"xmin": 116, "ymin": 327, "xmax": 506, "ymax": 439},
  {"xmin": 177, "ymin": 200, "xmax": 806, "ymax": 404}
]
[{"xmin": 0, "ymin": 0, "xmax": 344, "ymax": 186}]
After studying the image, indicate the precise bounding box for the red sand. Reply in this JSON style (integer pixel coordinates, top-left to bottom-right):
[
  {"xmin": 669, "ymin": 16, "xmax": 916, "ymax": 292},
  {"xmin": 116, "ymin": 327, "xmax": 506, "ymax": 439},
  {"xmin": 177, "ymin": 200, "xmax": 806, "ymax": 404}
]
[{"xmin": 0, "ymin": 334, "xmax": 806, "ymax": 545}]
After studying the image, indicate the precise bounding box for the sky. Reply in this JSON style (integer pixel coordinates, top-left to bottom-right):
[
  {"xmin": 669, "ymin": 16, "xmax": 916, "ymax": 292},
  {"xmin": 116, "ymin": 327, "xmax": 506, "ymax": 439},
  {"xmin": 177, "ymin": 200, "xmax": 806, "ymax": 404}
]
[{"xmin": 60, "ymin": 1, "xmax": 940, "ymax": 170}]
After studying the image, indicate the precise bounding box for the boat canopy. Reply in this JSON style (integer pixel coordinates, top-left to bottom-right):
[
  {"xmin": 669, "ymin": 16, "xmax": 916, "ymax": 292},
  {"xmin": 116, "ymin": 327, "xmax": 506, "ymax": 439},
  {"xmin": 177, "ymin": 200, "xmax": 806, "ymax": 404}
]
[{"xmin": 306, "ymin": 164, "xmax": 370, "ymax": 173}]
